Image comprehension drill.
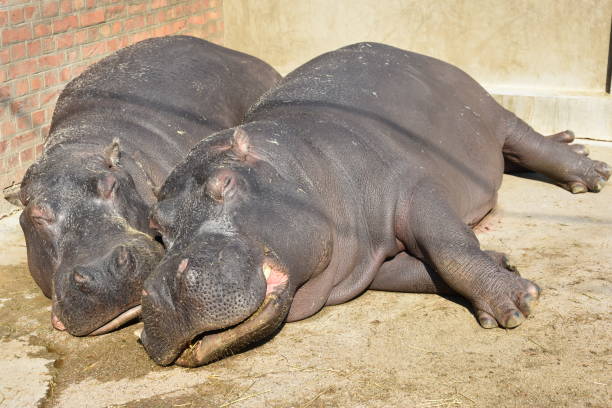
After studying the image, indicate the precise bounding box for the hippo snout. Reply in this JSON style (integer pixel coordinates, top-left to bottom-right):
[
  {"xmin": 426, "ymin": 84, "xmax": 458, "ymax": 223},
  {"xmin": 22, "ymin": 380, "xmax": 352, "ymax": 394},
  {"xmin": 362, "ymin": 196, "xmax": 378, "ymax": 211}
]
[
  {"xmin": 54, "ymin": 235, "xmax": 163, "ymax": 336},
  {"xmin": 141, "ymin": 234, "xmax": 269, "ymax": 364}
]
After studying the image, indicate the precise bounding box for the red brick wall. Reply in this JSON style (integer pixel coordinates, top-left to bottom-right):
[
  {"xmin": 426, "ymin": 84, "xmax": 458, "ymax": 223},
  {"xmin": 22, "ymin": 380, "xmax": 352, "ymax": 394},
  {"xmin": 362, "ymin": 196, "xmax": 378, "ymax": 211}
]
[{"xmin": 0, "ymin": 0, "xmax": 224, "ymax": 191}]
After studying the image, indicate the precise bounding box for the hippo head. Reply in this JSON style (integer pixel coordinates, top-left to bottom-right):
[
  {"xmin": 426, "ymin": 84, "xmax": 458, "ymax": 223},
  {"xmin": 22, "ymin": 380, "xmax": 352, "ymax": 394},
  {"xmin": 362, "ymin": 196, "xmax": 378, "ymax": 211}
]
[
  {"xmin": 19, "ymin": 139, "xmax": 163, "ymax": 336},
  {"xmin": 140, "ymin": 126, "xmax": 331, "ymax": 366}
]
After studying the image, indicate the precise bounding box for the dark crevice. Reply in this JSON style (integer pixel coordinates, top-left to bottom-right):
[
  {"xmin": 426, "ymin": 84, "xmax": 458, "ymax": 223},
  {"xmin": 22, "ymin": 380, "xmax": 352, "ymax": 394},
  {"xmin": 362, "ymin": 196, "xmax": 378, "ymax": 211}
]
[{"xmin": 606, "ymin": 16, "xmax": 612, "ymax": 94}]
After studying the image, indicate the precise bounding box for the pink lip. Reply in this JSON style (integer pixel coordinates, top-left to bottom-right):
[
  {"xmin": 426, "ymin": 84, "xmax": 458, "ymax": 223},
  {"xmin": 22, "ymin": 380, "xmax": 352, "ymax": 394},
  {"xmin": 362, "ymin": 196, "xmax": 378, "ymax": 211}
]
[{"xmin": 51, "ymin": 314, "xmax": 66, "ymax": 331}]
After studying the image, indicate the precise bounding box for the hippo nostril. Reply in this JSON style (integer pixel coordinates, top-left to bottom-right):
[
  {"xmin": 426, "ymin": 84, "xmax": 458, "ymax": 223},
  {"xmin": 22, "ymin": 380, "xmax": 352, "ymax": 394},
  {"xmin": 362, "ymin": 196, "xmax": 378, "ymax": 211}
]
[{"xmin": 73, "ymin": 271, "xmax": 90, "ymax": 283}]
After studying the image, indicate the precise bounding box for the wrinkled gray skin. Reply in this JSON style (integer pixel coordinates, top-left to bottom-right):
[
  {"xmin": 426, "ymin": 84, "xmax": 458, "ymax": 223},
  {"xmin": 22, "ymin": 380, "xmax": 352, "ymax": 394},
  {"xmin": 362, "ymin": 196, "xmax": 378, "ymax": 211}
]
[
  {"xmin": 19, "ymin": 35, "xmax": 281, "ymax": 336},
  {"xmin": 140, "ymin": 42, "xmax": 610, "ymax": 366}
]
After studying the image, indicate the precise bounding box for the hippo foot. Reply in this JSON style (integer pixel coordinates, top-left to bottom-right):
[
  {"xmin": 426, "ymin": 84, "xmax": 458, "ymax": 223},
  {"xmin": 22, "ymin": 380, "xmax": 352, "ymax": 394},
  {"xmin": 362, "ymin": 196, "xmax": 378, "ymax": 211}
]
[
  {"xmin": 469, "ymin": 261, "xmax": 540, "ymax": 329},
  {"xmin": 564, "ymin": 159, "xmax": 611, "ymax": 193},
  {"xmin": 549, "ymin": 130, "xmax": 593, "ymax": 156},
  {"xmin": 548, "ymin": 130, "xmax": 610, "ymax": 193}
]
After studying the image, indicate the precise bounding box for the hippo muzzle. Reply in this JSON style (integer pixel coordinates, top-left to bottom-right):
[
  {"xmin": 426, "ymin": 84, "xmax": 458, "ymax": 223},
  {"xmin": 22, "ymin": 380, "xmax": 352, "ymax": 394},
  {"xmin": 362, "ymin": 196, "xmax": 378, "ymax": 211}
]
[
  {"xmin": 140, "ymin": 234, "xmax": 291, "ymax": 366},
  {"xmin": 52, "ymin": 232, "xmax": 163, "ymax": 336}
]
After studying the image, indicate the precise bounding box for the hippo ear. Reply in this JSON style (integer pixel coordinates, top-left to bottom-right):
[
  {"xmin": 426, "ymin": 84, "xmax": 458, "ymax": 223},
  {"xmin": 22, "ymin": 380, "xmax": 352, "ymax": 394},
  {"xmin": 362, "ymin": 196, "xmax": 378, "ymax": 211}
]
[
  {"xmin": 104, "ymin": 138, "xmax": 121, "ymax": 168},
  {"xmin": 231, "ymin": 128, "xmax": 250, "ymax": 160}
]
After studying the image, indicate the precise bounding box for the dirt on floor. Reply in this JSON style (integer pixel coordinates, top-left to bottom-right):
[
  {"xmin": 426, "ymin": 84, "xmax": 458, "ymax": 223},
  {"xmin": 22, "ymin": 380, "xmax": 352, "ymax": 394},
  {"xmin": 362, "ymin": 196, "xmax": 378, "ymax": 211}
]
[{"xmin": 0, "ymin": 144, "xmax": 611, "ymax": 408}]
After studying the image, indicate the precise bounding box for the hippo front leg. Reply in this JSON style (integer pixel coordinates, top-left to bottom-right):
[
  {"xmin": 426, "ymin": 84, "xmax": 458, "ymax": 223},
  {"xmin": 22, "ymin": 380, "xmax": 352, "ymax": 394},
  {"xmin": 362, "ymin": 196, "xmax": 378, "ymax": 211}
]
[
  {"xmin": 399, "ymin": 184, "xmax": 540, "ymax": 329},
  {"xmin": 369, "ymin": 251, "xmax": 518, "ymax": 296}
]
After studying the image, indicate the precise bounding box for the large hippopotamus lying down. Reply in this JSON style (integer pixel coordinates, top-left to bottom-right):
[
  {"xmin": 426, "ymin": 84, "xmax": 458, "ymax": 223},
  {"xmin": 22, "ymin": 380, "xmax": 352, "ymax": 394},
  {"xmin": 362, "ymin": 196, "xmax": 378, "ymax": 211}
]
[
  {"xmin": 18, "ymin": 36, "xmax": 280, "ymax": 336},
  {"xmin": 139, "ymin": 42, "xmax": 610, "ymax": 366}
]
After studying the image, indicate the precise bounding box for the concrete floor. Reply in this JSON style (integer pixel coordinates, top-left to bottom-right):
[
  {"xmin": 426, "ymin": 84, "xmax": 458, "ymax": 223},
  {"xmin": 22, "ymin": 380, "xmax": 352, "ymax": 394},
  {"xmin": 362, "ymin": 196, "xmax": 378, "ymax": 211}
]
[{"xmin": 0, "ymin": 143, "xmax": 611, "ymax": 408}]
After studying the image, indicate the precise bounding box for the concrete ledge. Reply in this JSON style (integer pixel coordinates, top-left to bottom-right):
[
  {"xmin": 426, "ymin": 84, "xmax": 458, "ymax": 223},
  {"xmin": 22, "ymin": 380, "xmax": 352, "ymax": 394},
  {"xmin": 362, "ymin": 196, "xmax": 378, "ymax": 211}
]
[{"xmin": 491, "ymin": 91, "xmax": 612, "ymax": 141}]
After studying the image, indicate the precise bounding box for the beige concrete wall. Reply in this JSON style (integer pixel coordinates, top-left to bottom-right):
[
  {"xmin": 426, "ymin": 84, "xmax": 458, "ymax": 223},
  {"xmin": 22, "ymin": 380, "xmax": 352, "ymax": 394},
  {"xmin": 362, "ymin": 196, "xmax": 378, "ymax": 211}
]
[
  {"xmin": 224, "ymin": 0, "xmax": 612, "ymax": 140},
  {"xmin": 224, "ymin": 0, "xmax": 611, "ymax": 93}
]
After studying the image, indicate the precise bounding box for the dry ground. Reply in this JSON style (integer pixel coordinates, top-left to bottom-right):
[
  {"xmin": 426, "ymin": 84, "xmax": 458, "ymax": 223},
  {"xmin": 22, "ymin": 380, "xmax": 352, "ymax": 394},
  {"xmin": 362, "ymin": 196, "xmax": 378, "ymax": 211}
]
[{"xmin": 0, "ymin": 144, "xmax": 611, "ymax": 408}]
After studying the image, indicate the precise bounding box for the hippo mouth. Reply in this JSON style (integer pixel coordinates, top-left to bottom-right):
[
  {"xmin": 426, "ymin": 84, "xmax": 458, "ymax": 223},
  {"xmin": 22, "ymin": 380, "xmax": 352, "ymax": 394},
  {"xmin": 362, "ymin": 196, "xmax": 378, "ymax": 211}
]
[
  {"xmin": 88, "ymin": 305, "xmax": 142, "ymax": 336},
  {"xmin": 172, "ymin": 262, "xmax": 291, "ymax": 367},
  {"xmin": 52, "ymin": 304, "xmax": 142, "ymax": 336}
]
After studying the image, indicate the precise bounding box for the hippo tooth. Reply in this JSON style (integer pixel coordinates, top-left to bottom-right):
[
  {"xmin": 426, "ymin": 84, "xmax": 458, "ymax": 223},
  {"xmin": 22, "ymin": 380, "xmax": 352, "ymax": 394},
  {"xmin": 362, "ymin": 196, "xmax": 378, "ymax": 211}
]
[
  {"xmin": 262, "ymin": 264, "xmax": 272, "ymax": 280},
  {"xmin": 133, "ymin": 327, "xmax": 143, "ymax": 339}
]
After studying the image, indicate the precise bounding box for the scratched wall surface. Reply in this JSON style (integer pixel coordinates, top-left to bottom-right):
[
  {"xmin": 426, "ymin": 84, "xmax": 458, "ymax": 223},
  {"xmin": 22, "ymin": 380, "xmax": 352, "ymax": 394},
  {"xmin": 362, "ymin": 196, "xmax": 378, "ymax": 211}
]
[{"xmin": 224, "ymin": 0, "xmax": 611, "ymax": 94}]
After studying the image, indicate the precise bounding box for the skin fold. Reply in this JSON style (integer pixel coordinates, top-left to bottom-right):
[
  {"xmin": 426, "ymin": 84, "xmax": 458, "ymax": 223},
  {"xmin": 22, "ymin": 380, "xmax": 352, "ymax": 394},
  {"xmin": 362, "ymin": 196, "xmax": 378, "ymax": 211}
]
[
  {"xmin": 139, "ymin": 42, "xmax": 610, "ymax": 366},
  {"xmin": 19, "ymin": 35, "xmax": 281, "ymax": 336}
]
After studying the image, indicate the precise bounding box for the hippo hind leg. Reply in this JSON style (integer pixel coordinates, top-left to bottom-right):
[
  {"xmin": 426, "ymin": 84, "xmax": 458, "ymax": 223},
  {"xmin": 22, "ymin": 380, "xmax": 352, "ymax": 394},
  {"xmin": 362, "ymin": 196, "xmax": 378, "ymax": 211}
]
[
  {"xmin": 501, "ymin": 113, "xmax": 611, "ymax": 192},
  {"xmin": 503, "ymin": 131, "xmax": 589, "ymax": 173}
]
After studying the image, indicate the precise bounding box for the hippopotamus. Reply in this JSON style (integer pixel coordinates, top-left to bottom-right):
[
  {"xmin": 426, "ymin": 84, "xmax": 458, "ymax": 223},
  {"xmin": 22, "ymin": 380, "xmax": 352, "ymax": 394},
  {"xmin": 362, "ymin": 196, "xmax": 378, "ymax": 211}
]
[
  {"xmin": 18, "ymin": 35, "xmax": 281, "ymax": 336},
  {"xmin": 139, "ymin": 42, "xmax": 610, "ymax": 366}
]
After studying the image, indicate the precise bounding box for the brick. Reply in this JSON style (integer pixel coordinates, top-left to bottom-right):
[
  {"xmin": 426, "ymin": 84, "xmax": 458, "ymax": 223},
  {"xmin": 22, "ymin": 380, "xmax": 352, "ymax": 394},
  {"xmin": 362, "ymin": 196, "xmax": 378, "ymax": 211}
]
[
  {"xmin": 41, "ymin": 89, "xmax": 60, "ymax": 106},
  {"xmin": 0, "ymin": 48, "xmax": 9, "ymax": 65},
  {"xmin": 0, "ymin": 140, "xmax": 7, "ymax": 155},
  {"xmin": 127, "ymin": 3, "xmax": 146, "ymax": 14},
  {"xmin": 39, "ymin": 54, "xmax": 64, "ymax": 70},
  {"xmin": 105, "ymin": 4, "xmax": 124, "ymax": 20},
  {"xmin": 0, "ymin": 11, "xmax": 7, "ymax": 26},
  {"xmin": 11, "ymin": 95, "xmax": 39, "ymax": 113},
  {"xmin": 21, "ymin": 147, "xmax": 35, "ymax": 162},
  {"xmin": 44, "ymin": 70, "xmax": 59, "ymax": 87},
  {"xmin": 0, "ymin": 85, "xmax": 9, "ymax": 99},
  {"xmin": 60, "ymin": 0, "xmax": 72, "ymax": 13},
  {"xmin": 34, "ymin": 23, "xmax": 52, "ymax": 38},
  {"xmin": 56, "ymin": 32, "xmax": 74, "ymax": 49},
  {"xmin": 26, "ymin": 40, "xmax": 40, "ymax": 58},
  {"xmin": 41, "ymin": 37, "xmax": 56, "ymax": 53},
  {"xmin": 24, "ymin": 5, "xmax": 37, "ymax": 19},
  {"xmin": 74, "ymin": 29, "xmax": 89, "ymax": 44},
  {"xmin": 66, "ymin": 49, "xmax": 79, "ymax": 63},
  {"xmin": 72, "ymin": 64, "xmax": 88, "ymax": 77},
  {"xmin": 105, "ymin": 37, "xmax": 121, "ymax": 52},
  {"xmin": 32, "ymin": 110, "xmax": 46, "ymax": 126},
  {"xmin": 8, "ymin": 154, "xmax": 20, "ymax": 169},
  {"xmin": 87, "ymin": 26, "xmax": 99, "ymax": 41},
  {"xmin": 60, "ymin": 66, "xmax": 73, "ymax": 82},
  {"xmin": 2, "ymin": 25, "xmax": 33, "ymax": 44},
  {"xmin": 80, "ymin": 9, "xmax": 105, "ymax": 27},
  {"xmin": 82, "ymin": 41, "xmax": 106, "ymax": 58},
  {"xmin": 10, "ymin": 43, "xmax": 27, "ymax": 61},
  {"xmin": 42, "ymin": 1, "xmax": 59, "ymax": 18},
  {"xmin": 53, "ymin": 15, "xmax": 78, "ymax": 33},
  {"xmin": 30, "ymin": 75, "xmax": 44, "ymax": 91},
  {"xmin": 35, "ymin": 143, "xmax": 44, "ymax": 158},
  {"xmin": 1, "ymin": 121, "xmax": 17, "ymax": 139},
  {"xmin": 124, "ymin": 15, "xmax": 145, "ymax": 31},
  {"xmin": 188, "ymin": 15, "xmax": 206, "ymax": 25},
  {"xmin": 16, "ymin": 116, "xmax": 32, "ymax": 131},
  {"xmin": 9, "ymin": 7, "xmax": 24, "ymax": 24},
  {"xmin": 86, "ymin": 0, "xmax": 95, "ymax": 8},
  {"xmin": 41, "ymin": 124, "xmax": 51, "ymax": 138},
  {"xmin": 0, "ymin": 69, "xmax": 5, "ymax": 84},
  {"xmin": 73, "ymin": 0, "xmax": 85, "ymax": 10},
  {"xmin": 151, "ymin": 0, "xmax": 167, "ymax": 9},
  {"xmin": 9, "ymin": 60, "xmax": 37, "ymax": 80},
  {"xmin": 15, "ymin": 78, "xmax": 30, "ymax": 97},
  {"xmin": 111, "ymin": 21, "xmax": 122, "ymax": 34},
  {"xmin": 206, "ymin": 9, "xmax": 220, "ymax": 20}
]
